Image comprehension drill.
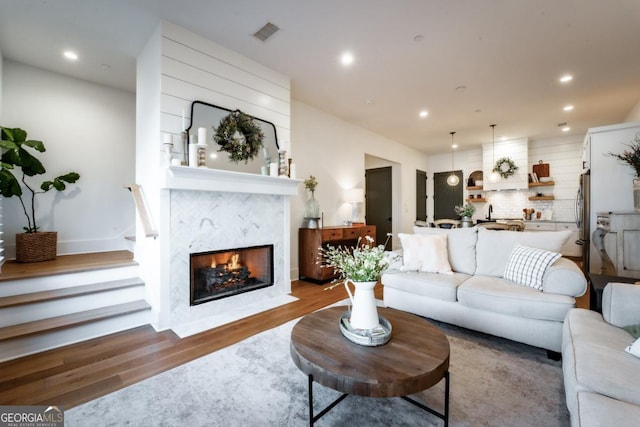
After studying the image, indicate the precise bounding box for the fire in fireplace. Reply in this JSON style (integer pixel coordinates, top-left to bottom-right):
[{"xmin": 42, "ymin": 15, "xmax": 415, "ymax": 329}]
[{"xmin": 190, "ymin": 244, "xmax": 274, "ymax": 305}]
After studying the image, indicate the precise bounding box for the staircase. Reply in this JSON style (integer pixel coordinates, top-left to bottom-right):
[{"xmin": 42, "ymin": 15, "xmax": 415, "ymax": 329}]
[{"xmin": 0, "ymin": 251, "xmax": 151, "ymax": 362}]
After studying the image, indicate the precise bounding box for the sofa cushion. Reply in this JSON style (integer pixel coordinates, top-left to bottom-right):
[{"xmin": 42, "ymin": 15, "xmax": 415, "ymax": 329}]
[
  {"xmin": 503, "ymin": 244, "xmax": 561, "ymax": 290},
  {"xmin": 572, "ymin": 341, "xmax": 640, "ymax": 407},
  {"xmin": 564, "ymin": 308, "xmax": 634, "ymax": 351},
  {"xmin": 397, "ymin": 233, "xmax": 452, "ymax": 274},
  {"xmin": 576, "ymin": 392, "xmax": 640, "ymax": 427},
  {"xmin": 475, "ymin": 227, "xmax": 571, "ymax": 277},
  {"xmin": 381, "ymin": 270, "xmax": 470, "ymax": 302},
  {"xmin": 457, "ymin": 275, "xmax": 575, "ymax": 321},
  {"xmin": 412, "ymin": 226, "xmax": 478, "ymax": 275}
]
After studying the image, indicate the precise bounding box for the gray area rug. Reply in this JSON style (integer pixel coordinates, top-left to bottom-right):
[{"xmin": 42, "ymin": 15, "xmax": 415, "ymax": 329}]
[{"xmin": 67, "ymin": 314, "xmax": 569, "ymax": 426}]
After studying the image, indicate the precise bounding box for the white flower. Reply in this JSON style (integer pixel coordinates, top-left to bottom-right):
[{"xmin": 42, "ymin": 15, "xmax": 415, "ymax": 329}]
[{"xmin": 319, "ymin": 236, "xmax": 396, "ymax": 282}]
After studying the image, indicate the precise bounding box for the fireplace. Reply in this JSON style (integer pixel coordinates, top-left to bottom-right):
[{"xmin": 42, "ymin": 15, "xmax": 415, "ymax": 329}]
[{"xmin": 190, "ymin": 244, "xmax": 274, "ymax": 306}]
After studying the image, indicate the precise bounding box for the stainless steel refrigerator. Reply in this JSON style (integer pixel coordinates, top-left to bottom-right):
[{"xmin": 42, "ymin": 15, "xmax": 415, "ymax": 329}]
[{"xmin": 575, "ymin": 170, "xmax": 590, "ymax": 275}]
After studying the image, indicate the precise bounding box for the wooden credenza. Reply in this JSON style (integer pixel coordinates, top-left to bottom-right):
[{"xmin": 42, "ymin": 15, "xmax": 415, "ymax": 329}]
[{"xmin": 298, "ymin": 224, "xmax": 376, "ymax": 282}]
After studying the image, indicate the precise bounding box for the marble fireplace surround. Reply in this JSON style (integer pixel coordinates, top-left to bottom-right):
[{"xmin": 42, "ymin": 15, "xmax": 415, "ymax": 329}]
[{"xmin": 163, "ymin": 166, "xmax": 300, "ymax": 337}]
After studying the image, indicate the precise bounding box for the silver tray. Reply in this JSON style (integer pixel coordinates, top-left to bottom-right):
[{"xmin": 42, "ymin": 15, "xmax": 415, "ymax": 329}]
[{"xmin": 339, "ymin": 311, "xmax": 392, "ymax": 346}]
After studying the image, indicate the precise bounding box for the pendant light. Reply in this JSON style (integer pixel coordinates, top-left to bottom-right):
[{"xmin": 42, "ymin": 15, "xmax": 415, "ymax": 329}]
[
  {"xmin": 446, "ymin": 131, "xmax": 460, "ymax": 186},
  {"xmin": 489, "ymin": 124, "xmax": 500, "ymax": 183}
]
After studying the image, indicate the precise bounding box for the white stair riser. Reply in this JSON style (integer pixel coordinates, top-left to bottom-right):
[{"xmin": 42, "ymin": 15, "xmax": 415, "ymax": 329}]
[
  {"xmin": 0, "ymin": 265, "xmax": 139, "ymax": 297},
  {"xmin": 0, "ymin": 309, "xmax": 151, "ymax": 363},
  {"xmin": 0, "ymin": 286, "xmax": 147, "ymax": 327}
]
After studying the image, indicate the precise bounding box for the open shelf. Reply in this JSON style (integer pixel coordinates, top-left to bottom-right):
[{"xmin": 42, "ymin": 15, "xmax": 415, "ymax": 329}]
[
  {"xmin": 528, "ymin": 181, "xmax": 555, "ymax": 187},
  {"xmin": 529, "ymin": 196, "xmax": 555, "ymax": 201},
  {"xmin": 466, "ymin": 186, "xmax": 483, "ymax": 190},
  {"xmin": 466, "ymin": 198, "xmax": 487, "ymax": 203}
]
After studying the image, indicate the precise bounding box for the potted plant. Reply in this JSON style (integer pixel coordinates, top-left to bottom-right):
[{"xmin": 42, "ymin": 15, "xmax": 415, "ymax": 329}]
[
  {"xmin": 320, "ymin": 235, "xmax": 396, "ymax": 336},
  {"xmin": 455, "ymin": 203, "xmax": 475, "ymax": 228},
  {"xmin": 0, "ymin": 126, "xmax": 80, "ymax": 262}
]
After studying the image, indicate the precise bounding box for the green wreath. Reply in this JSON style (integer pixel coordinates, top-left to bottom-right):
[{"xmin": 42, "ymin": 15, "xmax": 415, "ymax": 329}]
[
  {"xmin": 213, "ymin": 111, "xmax": 264, "ymax": 164},
  {"xmin": 493, "ymin": 157, "xmax": 519, "ymax": 179}
]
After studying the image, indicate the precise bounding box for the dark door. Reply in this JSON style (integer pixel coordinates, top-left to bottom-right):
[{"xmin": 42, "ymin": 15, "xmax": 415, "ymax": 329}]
[
  {"xmin": 365, "ymin": 167, "xmax": 392, "ymax": 246},
  {"xmin": 433, "ymin": 171, "xmax": 463, "ymax": 220},
  {"xmin": 416, "ymin": 170, "xmax": 427, "ymax": 222}
]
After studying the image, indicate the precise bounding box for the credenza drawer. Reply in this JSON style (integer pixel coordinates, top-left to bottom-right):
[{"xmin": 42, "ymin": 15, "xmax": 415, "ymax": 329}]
[{"xmin": 321, "ymin": 228, "xmax": 344, "ymax": 241}]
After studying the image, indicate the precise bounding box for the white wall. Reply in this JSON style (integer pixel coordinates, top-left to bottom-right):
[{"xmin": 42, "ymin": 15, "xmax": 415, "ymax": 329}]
[
  {"xmin": 625, "ymin": 98, "xmax": 640, "ymax": 122},
  {"xmin": 1, "ymin": 60, "xmax": 135, "ymax": 258},
  {"xmin": 426, "ymin": 135, "xmax": 583, "ymax": 223},
  {"xmin": 290, "ymin": 101, "xmax": 429, "ymax": 259}
]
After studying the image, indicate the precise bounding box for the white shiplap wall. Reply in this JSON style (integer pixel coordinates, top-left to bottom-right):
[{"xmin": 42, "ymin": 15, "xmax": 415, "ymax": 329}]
[{"xmin": 159, "ymin": 23, "xmax": 291, "ymax": 155}]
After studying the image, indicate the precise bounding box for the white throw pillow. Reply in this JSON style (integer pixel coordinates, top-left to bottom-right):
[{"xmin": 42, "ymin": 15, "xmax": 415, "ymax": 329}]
[
  {"xmin": 626, "ymin": 338, "xmax": 640, "ymax": 358},
  {"xmin": 503, "ymin": 244, "xmax": 561, "ymax": 290},
  {"xmin": 412, "ymin": 226, "xmax": 478, "ymax": 274},
  {"xmin": 398, "ymin": 233, "xmax": 452, "ymax": 274}
]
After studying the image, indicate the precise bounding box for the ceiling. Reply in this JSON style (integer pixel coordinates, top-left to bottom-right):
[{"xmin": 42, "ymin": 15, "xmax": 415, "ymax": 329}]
[{"xmin": 1, "ymin": 0, "xmax": 640, "ymax": 154}]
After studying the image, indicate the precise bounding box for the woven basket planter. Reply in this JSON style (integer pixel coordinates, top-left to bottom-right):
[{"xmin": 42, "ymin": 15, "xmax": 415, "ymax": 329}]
[{"xmin": 15, "ymin": 231, "xmax": 57, "ymax": 263}]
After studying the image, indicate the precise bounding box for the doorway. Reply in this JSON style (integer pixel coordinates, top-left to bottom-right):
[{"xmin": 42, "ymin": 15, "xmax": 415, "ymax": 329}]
[
  {"xmin": 365, "ymin": 166, "xmax": 392, "ymax": 247},
  {"xmin": 416, "ymin": 170, "xmax": 427, "ymax": 222},
  {"xmin": 433, "ymin": 171, "xmax": 463, "ymax": 220}
]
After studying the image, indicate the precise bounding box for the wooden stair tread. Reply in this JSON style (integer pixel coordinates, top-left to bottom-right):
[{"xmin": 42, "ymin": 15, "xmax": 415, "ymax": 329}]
[
  {"xmin": 0, "ymin": 251, "xmax": 136, "ymax": 282},
  {"xmin": 0, "ymin": 300, "xmax": 151, "ymax": 341},
  {"xmin": 0, "ymin": 278, "xmax": 144, "ymax": 309}
]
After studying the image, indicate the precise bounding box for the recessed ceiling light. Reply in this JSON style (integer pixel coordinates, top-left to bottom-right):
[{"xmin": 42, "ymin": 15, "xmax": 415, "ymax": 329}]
[
  {"xmin": 563, "ymin": 105, "xmax": 574, "ymax": 111},
  {"xmin": 419, "ymin": 110, "xmax": 429, "ymax": 118},
  {"xmin": 562, "ymin": 126, "xmax": 571, "ymax": 132},
  {"xmin": 63, "ymin": 50, "xmax": 78, "ymax": 61},
  {"xmin": 340, "ymin": 52, "xmax": 354, "ymax": 67},
  {"xmin": 500, "ymin": 136, "xmax": 507, "ymax": 141},
  {"xmin": 559, "ymin": 74, "xmax": 573, "ymax": 83},
  {"xmin": 451, "ymin": 143, "xmax": 458, "ymax": 149},
  {"xmin": 413, "ymin": 35, "xmax": 424, "ymax": 42}
]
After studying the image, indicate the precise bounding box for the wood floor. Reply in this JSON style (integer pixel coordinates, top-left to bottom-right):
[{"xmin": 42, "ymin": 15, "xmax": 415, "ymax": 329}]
[{"xmin": 0, "ymin": 278, "xmax": 373, "ymax": 409}]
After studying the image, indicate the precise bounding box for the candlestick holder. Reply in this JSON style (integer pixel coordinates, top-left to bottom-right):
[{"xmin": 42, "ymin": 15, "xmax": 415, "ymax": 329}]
[
  {"xmin": 278, "ymin": 150, "xmax": 288, "ymax": 176},
  {"xmin": 198, "ymin": 145, "xmax": 207, "ymax": 167}
]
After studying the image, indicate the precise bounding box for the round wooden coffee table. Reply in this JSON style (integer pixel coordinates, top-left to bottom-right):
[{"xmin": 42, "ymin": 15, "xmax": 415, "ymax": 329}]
[{"xmin": 290, "ymin": 306, "xmax": 450, "ymax": 426}]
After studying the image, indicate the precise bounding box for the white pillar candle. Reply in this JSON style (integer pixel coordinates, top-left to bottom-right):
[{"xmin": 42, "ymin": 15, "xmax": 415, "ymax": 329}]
[
  {"xmin": 189, "ymin": 143, "xmax": 199, "ymax": 167},
  {"xmin": 163, "ymin": 133, "xmax": 172, "ymax": 145},
  {"xmin": 198, "ymin": 127, "xmax": 207, "ymax": 146},
  {"xmin": 289, "ymin": 163, "xmax": 296, "ymax": 179},
  {"xmin": 269, "ymin": 162, "xmax": 278, "ymax": 177}
]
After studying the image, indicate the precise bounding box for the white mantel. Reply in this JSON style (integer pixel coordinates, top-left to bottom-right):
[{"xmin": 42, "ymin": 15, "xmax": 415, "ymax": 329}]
[{"xmin": 164, "ymin": 166, "xmax": 301, "ymax": 195}]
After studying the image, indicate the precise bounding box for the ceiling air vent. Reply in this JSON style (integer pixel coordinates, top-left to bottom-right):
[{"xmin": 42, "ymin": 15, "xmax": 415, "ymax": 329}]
[{"xmin": 253, "ymin": 22, "xmax": 280, "ymax": 42}]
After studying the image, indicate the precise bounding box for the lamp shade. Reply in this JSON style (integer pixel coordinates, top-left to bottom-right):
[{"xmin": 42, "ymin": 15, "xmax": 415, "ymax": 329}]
[{"xmin": 345, "ymin": 188, "xmax": 365, "ymax": 203}]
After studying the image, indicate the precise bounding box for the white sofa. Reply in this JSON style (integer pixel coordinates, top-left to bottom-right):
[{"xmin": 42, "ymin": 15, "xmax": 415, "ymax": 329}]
[
  {"xmin": 562, "ymin": 283, "xmax": 640, "ymax": 427},
  {"xmin": 382, "ymin": 226, "xmax": 587, "ymax": 353}
]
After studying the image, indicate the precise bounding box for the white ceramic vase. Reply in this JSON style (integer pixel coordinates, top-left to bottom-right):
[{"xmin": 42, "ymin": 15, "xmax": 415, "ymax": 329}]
[{"xmin": 344, "ymin": 279, "xmax": 379, "ymax": 330}]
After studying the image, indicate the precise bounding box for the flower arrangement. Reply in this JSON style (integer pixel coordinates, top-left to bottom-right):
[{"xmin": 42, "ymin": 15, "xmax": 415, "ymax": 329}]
[
  {"xmin": 304, "ymin": 175, "xmax": 318, "ymax": 193},
  {"xmin": 608, "ymin": 134, "xmax": 640, "ymax": 178},
  {"xmin": 320, "ymin": 235, "xmax": 391, "ymax": 282},
  {"xmin": 455, "ymin": 203, "xmax": 475, "ymax": 217}
]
